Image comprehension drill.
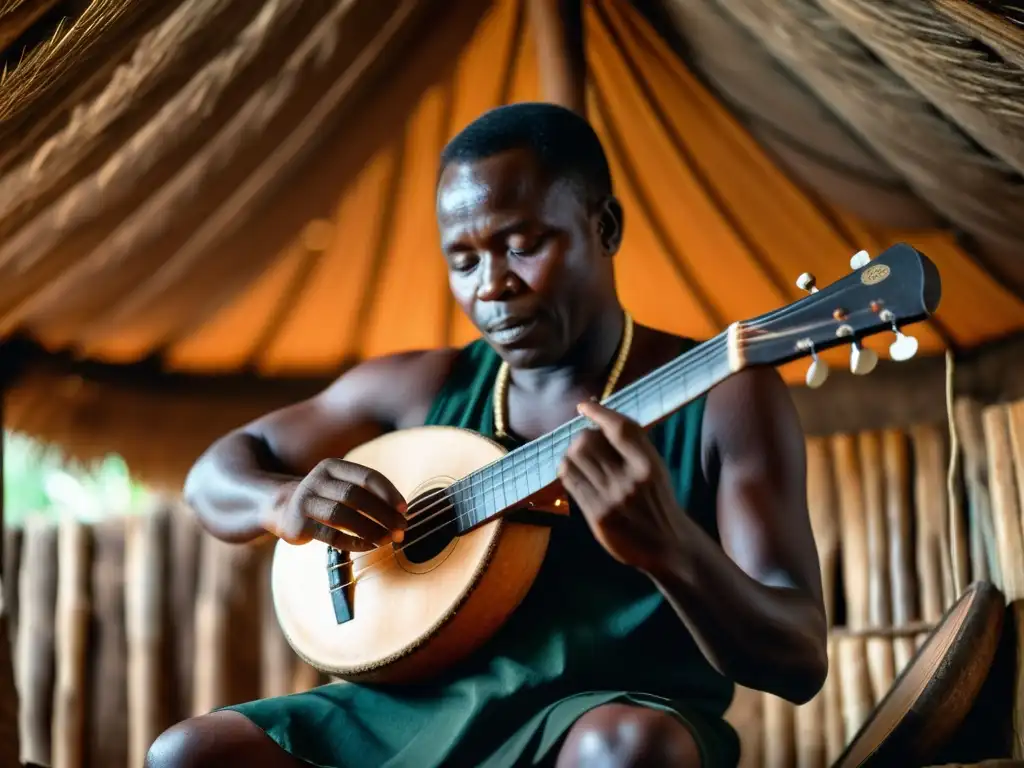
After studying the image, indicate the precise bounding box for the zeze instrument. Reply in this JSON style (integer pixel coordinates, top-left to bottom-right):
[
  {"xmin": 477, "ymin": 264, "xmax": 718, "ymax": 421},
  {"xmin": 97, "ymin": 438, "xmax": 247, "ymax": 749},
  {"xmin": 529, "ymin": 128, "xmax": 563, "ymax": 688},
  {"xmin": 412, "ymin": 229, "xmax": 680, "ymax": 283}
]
[{"xmin": 272, "ymin": 243, "xmax": 941, "ymax": 683}]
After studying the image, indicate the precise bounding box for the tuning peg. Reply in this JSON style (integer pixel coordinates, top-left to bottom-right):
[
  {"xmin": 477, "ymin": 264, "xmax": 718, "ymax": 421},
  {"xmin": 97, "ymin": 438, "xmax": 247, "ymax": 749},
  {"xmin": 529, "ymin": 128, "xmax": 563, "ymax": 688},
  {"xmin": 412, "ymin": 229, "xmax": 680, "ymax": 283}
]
[
  {"xmin": 796, "ymin": 272, "xmax": 819, "ymax": 294},
  {"xmin": 850, "ymin": 250, "xmax": 871, "ymax": 270},
  {"xmin": 850, "ymin": 341, "xmax": 878, "ymax": 375},
  {"xmin": 806, "ymin": 352, "xmax": 830, "ymax": 389},
  {"xmin": 889, "ymin": 331, "xmax": 919, "ymax": 362},
  {"xmin": 877, "ymin": 309, "xmax": 920, "ymax": 362}
]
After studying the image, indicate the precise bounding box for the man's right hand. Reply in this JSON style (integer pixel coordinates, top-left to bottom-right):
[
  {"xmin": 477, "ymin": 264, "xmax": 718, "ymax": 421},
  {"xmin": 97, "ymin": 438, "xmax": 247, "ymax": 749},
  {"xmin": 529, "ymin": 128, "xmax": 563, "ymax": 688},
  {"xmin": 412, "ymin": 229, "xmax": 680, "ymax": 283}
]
[{"xmin": 265, "ymin": 458, "xmax": 408, "ymax": 551}]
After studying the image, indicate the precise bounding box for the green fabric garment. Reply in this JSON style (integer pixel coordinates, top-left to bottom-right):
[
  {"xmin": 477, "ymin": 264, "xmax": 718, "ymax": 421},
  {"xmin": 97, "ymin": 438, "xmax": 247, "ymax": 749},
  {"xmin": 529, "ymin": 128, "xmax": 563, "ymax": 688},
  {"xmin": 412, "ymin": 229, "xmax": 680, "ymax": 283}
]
[{"xmin": 226, "ymin": 338, "xmax": 740, "ymax": 767}]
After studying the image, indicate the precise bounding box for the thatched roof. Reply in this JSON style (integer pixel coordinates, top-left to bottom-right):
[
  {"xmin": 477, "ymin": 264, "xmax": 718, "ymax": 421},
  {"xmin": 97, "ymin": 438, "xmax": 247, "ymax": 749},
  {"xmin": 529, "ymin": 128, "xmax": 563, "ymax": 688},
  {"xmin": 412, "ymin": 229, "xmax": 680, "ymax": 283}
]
[{"xmin": 0, "ymin": 0, "xmax": 1022, "ymax": 486}]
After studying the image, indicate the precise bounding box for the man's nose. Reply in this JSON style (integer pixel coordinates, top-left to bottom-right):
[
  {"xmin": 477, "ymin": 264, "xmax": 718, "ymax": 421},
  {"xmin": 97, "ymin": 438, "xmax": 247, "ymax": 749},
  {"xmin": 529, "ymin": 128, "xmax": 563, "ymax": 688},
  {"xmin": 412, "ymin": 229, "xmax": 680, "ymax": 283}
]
[{"xmin": 476, "ymin": 256, "xmax": 518, "ymax": 301}]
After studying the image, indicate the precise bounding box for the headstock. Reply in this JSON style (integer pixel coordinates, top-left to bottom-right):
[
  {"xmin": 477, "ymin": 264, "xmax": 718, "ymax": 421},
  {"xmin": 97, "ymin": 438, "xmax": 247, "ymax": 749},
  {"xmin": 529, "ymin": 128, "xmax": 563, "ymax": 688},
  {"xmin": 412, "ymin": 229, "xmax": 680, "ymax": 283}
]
[{"xmin": 736, "ymin": 243, "xmax": 942, "ymax": 388}]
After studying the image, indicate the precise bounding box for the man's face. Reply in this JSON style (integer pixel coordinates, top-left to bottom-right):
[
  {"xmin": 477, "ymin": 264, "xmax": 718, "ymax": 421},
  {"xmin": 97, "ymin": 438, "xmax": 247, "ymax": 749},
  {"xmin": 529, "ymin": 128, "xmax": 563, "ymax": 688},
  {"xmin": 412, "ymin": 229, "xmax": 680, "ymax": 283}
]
[{"xmin": 436, "ymin": 148, "xmax": 616, "ymax": 368}]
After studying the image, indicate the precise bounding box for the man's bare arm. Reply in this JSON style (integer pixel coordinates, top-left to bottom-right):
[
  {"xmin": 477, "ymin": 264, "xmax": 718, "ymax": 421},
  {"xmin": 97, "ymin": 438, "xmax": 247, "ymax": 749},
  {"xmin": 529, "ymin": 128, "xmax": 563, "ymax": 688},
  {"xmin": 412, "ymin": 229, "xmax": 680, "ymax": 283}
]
[
  {"xmin": 642, "ymin": 366, "xmax": 828, "ymax": 703},
  {"xmin": 183, "ymin": 349, "xmax": 457, "ymax": 544}
]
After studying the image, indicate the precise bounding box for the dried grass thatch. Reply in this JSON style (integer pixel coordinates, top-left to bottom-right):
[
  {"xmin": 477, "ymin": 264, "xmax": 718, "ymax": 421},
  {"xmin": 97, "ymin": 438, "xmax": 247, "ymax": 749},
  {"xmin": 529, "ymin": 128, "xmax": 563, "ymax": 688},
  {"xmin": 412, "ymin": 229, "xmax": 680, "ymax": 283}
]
[
  {"xmin": 937, "ymin": 0, "xmax": 1024, "ymax": 69},
  {"xmin": 819, "ymin": 0, "xmax": 1024, "ymax": 176},
  {"xmin": 0, "ymin": 0, "xmax": 1022, "ymax": 472},
  {"xmin": 0, "ymin": 0, "xmax": 60, "ymax": 53},
  {"xmin": 0, "ymin": 0, "xmax": 173, "ymax": 171},
  {"xmin": 709, "ymin": 0, "xmax": 1024, "ymax": 253},
  {"xmin": 0, "ymin": 0, "xmax": 256, "ymax": 235},
  {"xmin": 1, "ymin": 0, "xmax": 139, "ymax": 122},
  {"xmin": 0, "ymin": 0, "xmax": 32, "ymax": 14}
]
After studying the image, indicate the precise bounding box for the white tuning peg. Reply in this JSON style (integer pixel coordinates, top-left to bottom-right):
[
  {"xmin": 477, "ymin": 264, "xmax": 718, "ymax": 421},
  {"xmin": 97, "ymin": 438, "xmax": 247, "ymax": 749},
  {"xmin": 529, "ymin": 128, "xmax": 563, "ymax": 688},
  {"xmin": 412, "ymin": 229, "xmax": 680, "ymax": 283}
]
[
  {"xmin": 796, "ymin": 272, "xmax": 819, "ymax": 294},
  {"xmin": 889, "ymin": 331, "xmax": 919, "ymax": 362},
  {"xmin": 850, "ymin": 342, "xmax": 878, "ymax": 375},
  {"xmin": 850, "ymin": 250, "xmax": 871, "ymax": 270},
  {"xmin": 806, "ymin": 355, "xmax": 830, "ymax": 389}
]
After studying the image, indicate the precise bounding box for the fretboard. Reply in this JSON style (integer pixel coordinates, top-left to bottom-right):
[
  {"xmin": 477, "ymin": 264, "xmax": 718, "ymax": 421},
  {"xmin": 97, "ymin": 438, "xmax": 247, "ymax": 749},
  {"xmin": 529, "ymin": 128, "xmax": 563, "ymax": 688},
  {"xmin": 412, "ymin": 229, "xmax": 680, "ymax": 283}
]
[{"xmin": 446, "ymin": 330, "xmax": 735, "ymax": 532}]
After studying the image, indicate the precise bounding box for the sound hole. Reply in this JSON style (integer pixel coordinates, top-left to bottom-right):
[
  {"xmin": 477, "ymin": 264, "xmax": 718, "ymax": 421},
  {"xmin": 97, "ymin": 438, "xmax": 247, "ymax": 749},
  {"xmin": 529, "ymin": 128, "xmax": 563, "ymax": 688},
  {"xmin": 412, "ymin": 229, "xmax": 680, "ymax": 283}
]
[{"xmin": 401, "ymin": 488, "xmax": 458, "ymax": 564}]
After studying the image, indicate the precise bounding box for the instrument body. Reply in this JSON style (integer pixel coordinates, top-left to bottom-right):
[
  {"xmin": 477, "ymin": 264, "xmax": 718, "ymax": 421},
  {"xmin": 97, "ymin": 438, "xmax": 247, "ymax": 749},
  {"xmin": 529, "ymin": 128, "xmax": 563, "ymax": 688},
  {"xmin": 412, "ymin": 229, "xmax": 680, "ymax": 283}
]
[
  {"xmin": 272, "ymin": 426, "xmax": 562, "ymax": 683},
  {"xmin": 272, "ymin": 243, "xmax": 942, "ymax": 684}
]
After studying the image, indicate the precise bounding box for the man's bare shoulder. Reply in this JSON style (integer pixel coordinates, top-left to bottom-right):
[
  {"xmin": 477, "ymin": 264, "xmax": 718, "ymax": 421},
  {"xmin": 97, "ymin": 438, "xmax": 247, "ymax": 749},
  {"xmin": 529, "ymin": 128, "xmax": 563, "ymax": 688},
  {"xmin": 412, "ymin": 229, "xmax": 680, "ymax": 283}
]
[
  {"xmin": 317, "ymin": 347, "xmax": 464, "ymax": 429},
  {"xmin": 243, "ymin": 347, "xmax": 465, "ymax": 474},
  {"xmin": 701, "ymin": 364, "xmax": 802, "ymax": 472}
]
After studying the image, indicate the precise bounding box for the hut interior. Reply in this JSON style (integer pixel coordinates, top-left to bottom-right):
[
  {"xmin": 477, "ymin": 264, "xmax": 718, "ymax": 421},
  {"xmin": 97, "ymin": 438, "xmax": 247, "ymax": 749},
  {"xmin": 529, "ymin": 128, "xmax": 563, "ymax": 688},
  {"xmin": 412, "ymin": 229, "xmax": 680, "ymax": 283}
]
[{"xmin": 1, "ymin": 0, "xmax": 1023, "ymax": 765}]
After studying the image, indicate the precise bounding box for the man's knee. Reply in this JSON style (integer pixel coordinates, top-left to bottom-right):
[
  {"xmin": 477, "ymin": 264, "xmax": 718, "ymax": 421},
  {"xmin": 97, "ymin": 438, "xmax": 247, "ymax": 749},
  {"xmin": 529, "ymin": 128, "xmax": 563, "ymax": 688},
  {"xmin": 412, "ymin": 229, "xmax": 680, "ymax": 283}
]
[
  {"xmin": 145, "ymin": 711, "xmax": 287, "ymax": 768},
  {"xmin": 557, "ymin": 703, "xmax": 701, "ymax": 768}
]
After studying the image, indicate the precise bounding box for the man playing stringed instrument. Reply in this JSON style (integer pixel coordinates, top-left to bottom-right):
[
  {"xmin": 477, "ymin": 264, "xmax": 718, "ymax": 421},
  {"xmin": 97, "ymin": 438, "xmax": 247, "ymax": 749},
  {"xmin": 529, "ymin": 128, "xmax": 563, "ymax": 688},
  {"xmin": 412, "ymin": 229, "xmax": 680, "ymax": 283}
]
[{"xmin": 149, "ymin": 103, "xmax": 828, "ymax": 768}]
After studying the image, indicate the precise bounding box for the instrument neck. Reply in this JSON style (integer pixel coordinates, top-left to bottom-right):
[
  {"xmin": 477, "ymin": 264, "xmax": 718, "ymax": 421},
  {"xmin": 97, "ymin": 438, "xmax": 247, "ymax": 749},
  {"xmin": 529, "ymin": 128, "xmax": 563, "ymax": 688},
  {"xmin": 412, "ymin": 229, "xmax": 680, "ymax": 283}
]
[{"xmin": 449, "ymin": 330, "xmax": 737, "ymax": 532}]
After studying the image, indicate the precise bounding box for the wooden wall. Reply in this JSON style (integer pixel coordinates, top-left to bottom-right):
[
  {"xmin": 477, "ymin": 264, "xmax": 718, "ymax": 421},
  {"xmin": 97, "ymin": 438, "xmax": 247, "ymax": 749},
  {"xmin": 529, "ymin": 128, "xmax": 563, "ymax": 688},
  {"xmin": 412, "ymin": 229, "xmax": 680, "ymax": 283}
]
[
  {"xmin": 725, "ymin": 397, "xmax": 1024, "ymax": 767},
  {"xmin": 6, "ymin": 508, "xmax": 327, "ymax": 768},
  {"xmin": 3, "ymin": 399, "xmax": 1023, "ymax": 768}
]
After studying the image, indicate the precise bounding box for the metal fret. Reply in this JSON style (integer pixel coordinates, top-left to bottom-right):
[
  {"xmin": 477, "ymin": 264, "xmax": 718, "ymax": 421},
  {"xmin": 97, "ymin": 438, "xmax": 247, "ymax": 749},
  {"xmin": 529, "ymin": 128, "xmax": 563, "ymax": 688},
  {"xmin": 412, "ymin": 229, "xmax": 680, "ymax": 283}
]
[{"xmin": 452, "ymin": 337, "xmax": 730, "ymax": 529}]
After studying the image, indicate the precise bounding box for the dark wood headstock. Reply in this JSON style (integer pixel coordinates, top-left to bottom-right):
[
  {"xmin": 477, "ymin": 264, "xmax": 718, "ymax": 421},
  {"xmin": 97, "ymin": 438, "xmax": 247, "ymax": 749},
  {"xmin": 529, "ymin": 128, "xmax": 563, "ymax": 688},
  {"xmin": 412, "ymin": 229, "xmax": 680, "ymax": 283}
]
[{"xmin": 732, "ymin": 244, "xmax": 941, "ymax": 384}]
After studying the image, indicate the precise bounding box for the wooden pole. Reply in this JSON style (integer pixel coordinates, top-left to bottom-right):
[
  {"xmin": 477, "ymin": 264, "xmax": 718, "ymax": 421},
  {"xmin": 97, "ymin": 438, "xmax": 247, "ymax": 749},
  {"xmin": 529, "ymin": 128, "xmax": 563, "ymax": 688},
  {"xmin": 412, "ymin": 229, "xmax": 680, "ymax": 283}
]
[
  {"xmin": 16, "ymin": 521, "xmax": 57, "ymax": 767},
  {"xmin": 529, "ymin": 0, "xmax": 587, "ymax": 114},
  {"xmin": 0, "ymin": 383, "xmax": 21, "ymax": 768},
  {"xmin": 983, "ymin": 406, "xmax": 1024, "ymax": 599},
  {"xmin": 52, "ymin": 519, "xmax": 89, "ymax": 768},
  {"xmin": 858, "ymin": 432, "xmax": 896, "ymax": 702},
  {"xmin": 911, "ymin": 424, "xmax": 954, "ymax": 621},
  {"xmin": 832, "ymin": 434, "xmax": 870, "ymax": 629},
  {"xmin": 983, "ymin": 403, "xmax": 1024, "ymax": 758},
  {"xmin": 126, "ymin": 506, "xmax": 171, "ymax": 767},
  {"xmin": 797, "ymin": 437, "xmax": 837, "ymax": 768},
  {"xmin": 954, "ymin": 399, "xmax": 998, "ymax": 585},
  {"xmin": 1005, "ymin": 401, "xmax": 1024, "ymax": 758},
  {"xmin": 87, "ymin": 520, "xmax": 129, "ymax": 768},
  {"xmin": 883, "ymin": 430, "xmax": 918, "ymax": 673}
]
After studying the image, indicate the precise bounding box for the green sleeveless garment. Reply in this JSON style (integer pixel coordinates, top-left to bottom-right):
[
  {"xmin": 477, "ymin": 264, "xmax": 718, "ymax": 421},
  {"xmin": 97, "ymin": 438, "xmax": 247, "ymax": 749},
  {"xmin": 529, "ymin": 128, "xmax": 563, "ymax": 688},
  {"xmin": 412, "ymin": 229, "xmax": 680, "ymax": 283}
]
[{"xmin": 226, "ymin": 339, "xmax": 739, "ymax": 767}]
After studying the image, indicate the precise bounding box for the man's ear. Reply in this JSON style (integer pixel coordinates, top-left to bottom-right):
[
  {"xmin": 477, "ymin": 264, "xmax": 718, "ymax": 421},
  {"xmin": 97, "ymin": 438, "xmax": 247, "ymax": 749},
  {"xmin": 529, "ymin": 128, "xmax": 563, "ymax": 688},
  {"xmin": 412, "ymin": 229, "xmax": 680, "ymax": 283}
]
[{"xmin": 596, "ymin": 196, "xmax": 624, "ymax": 256}]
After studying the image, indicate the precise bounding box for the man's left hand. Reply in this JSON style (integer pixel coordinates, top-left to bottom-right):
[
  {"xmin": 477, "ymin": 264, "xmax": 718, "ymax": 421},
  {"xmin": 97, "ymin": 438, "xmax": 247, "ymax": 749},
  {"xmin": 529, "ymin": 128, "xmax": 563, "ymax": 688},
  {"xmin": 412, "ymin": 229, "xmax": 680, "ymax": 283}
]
[{"xmin": 559, "ymin": 401, "xmax": 690, "ymax": 572}]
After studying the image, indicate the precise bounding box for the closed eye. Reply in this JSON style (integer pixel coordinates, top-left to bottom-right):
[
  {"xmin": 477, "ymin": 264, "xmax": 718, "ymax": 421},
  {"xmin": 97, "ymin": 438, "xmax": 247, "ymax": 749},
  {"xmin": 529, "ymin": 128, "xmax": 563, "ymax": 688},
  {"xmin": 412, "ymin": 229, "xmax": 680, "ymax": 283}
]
[
  {"xmin": 508, "ymin": 232, "xmax": 549, "ymax": 258},
  {"xmin": 448, "ymin": 252, "xmax": 479, "ymax": 273}
]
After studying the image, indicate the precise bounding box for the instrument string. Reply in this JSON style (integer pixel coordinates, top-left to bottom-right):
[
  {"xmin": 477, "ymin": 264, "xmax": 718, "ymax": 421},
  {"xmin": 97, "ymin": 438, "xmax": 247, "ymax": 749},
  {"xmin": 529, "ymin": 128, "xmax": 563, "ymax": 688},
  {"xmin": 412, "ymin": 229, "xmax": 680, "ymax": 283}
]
[
  {"xmin": 342, "ymin": 298, "xmax": 864, "ymax": 562},
  {"xmin": 327, "ymin": 306, "xmax": 872, "ymax": 590},
  {"xmin": 331, "ymin": 332, "xmax": 728, "ymax": 567},
  {"xmin": 323, "ymin": 305, "xmax": 868, "ymax": 589},
  {"xmin": 399, "ymin": 331, "xmax": 727, "ymax": 529},
  {"xmin": 393, "ymin": 288, "xmax": 857, "ymax": 529},
  {"xmin": 378, "ymin": 292, "xmax": 834, "ymax": 534},
  {"xmin": 325, "ymin": 333, "xmax": 732, "ymax": 592}
]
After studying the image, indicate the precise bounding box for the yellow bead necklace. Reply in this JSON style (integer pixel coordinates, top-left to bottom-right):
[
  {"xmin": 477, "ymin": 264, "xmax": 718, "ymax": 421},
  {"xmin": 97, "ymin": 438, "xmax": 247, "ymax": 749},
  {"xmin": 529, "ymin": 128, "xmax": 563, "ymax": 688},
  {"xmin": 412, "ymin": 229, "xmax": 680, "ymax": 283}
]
[{"xmin": 492, "ymin": 311, "xmax": 634, "ymax": 441}]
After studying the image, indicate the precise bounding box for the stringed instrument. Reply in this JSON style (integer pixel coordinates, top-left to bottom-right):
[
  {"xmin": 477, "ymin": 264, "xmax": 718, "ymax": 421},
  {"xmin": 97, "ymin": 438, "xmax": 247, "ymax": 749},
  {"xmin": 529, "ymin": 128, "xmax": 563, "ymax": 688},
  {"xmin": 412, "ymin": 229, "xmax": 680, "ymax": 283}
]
[{"xmin": 272, "ymin": 243, "xmax": 941, "ymax": 684}]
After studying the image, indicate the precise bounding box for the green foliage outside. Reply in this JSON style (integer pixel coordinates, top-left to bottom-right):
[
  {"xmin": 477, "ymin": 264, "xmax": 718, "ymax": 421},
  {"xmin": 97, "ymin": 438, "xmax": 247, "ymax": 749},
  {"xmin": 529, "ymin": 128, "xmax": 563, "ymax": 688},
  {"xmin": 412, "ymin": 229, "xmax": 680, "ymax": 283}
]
[{"xmin": 3, "ymin": 431, "xmax": 152, "ymax": 527}]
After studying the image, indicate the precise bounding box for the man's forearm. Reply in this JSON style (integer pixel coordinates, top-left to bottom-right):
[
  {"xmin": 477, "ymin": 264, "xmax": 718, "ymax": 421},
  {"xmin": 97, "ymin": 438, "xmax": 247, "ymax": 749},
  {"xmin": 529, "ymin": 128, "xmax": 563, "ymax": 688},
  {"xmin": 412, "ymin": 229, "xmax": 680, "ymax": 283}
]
[
  {"xmin": 183, "ymin": 433, "xmax": 299, "ymax": 544},
  {"xmin": 643, "ymin": 519, "xmax": 828, "ymax": 704}
]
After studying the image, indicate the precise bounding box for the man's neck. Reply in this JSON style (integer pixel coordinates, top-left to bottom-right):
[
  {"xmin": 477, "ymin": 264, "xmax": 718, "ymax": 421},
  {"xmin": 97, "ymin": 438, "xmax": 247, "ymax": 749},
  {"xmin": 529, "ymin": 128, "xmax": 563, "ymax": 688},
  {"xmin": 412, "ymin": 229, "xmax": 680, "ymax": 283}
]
[{"xmin": 508, "ymin": 304, "xmax": 626, "ymax": 399}]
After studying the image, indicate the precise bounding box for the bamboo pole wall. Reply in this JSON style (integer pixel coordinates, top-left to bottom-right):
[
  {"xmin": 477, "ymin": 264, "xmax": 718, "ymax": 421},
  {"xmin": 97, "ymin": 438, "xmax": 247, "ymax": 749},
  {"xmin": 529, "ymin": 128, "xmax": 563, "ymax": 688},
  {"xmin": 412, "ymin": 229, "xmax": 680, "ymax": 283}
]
[
  {"xmin": 2, "ymin": 403, "xmax": 1022, "ymax": 767},
  {"xmin": 7, "ymin": 503, "xmax": 326, "ymax": 768},
  {"xmin": 726, "ymin": 396, "xmax": 1024, "ymax": 768},
  {"xmin": 980, "ymin": 401, "xmax": 1024, "ymax": 759},
  {"xmin": 0, "ymin": 390, "xmax": 20, "ymax": 768},
  {"xmin": 16, "ymin": 520, "xmax": 56, "ymax": 767},
  {"xmin": 125, "ymin": 511, "xmax": 167, "ymax": 768}
]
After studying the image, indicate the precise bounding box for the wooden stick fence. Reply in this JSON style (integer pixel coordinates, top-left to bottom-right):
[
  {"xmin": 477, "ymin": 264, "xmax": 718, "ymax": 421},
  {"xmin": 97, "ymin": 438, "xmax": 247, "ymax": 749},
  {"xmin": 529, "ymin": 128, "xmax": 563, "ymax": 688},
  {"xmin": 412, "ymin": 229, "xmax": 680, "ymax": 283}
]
[
  {"xmin": 982, "ymin": 400, "xmax": 1024, "ymax": 760},
  {"xmin": 2, "ymin": 402, "xmax": 1023, "ymax": 767},
  {"xmin": 727, "ymin": 396, "xmax": 1024, "ymax": 768}
]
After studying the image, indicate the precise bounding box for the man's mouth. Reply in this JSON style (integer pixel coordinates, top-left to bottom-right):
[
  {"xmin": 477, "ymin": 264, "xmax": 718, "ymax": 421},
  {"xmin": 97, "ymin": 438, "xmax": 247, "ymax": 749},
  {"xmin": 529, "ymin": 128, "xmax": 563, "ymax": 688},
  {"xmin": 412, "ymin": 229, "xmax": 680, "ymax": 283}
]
[{"xmin": 487, "ymin": 317, "xmax": 537, "ymax": 345}]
